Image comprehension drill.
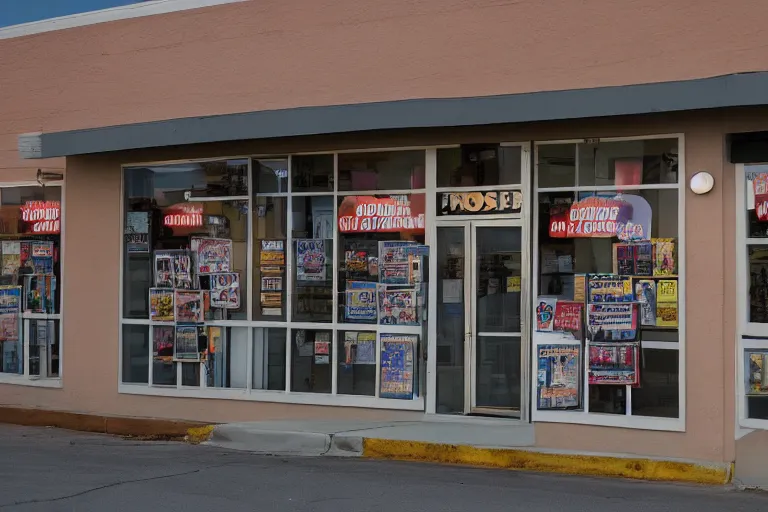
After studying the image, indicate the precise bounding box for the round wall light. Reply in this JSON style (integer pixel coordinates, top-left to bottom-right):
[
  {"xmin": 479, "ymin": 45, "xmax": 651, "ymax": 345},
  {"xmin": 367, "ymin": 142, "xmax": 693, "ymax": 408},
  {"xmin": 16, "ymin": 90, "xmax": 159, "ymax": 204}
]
[{"xmin": 690, "ymin": 171, "xmax": 715, "ymax": 195}]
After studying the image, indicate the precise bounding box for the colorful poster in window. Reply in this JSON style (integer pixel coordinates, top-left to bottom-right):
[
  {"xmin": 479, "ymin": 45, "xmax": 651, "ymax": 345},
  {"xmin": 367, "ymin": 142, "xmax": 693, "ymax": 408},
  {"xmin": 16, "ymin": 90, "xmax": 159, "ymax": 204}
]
[
  {"xmin": 149, "ymin": 288, "xmax": 174, "ymax": 322},
  {"xmin": 154, "ymin": 250, "xmax": 193, "ymax": 289},
  {"xmin": 153, "ymin": 325, "xmax": 175, "ymax": 360},
  {"xmin": 125, "ymin": 211, "xmax": 150, "ymax": 253},
  {"xmin": 379, "ymin": 241, "xmax": 416, "ymax": 285},
  {"xmin": 746, "ymin": 350, "xmax": 768, "ymax": 395},
  {"xmin": 345, "ymin": 281, "xmax": 378, "ymax": 322},
  {"xmin": 259, "ymin": 240, "xmax": 285, "ymax": 266},
  {"xmin": 344, "ymin": 250, "xmax": 368, "ymax": 277},
  {"xmin": 634, "ymin": 279, "xmax": 657, "ymax": 326},
  {"xmin": 754, "ymin": 174, "xmax": 768, "ymax": 221},
  {"xmin": 553, "ymin": 301, "xmax": 583, "ymax": 333},
  {"xmin": 209, "ymin": 273, "xmax": 240, "ymax": 309},
  {"xmin": 343, "ymin": 331, "xmax": 376, "ymax": 365},
  {"xmin": 587, "ymin": 303, "xmax": 637, "ymax": 341},
  {"xmin": 537, "ymin": 345, "xmax": 581, "ymax": 409},
  {"xmin": 174, "ymin": 324, "xmax": 201, "ymax": 361},
  {"xmin": 192, "ymin": 237, "xmax": 232, "ymax": 274},
  {"xmin": 655, "ymin": 278, "xmax": 678, "ymax": 327},
  {"xmin": 587, "ymin": 274, "xmax": 633, "ymax": 303},
  {"xmin": 588, "ymin": 342, "xmax": 640, "ymax": 385},
  {"xmin": 31, "ymin": 241, "xmax": 54, "ymax": 275},
  {"xmin": 260, "ymin": 276, "xmax": 282, "ymax": 292},
  {"xmin": 379, "ymin": 333, "xmax": 416, "ymax": 399},
  {"xmin": 548, "ymin": 194, "xmax": 651, "ymax": 241},
  {"xmin": 535, "ymin": 297, "xmax": 557, "ymax": 332},
  {"xmin": 379, "ymin": 288, "xmax": 418, "ymax": 326},
  {"xmin": 337, "ymin": 195, "xmax": 425, "ymax": 234},
  {"xmin": 0, "ymin": 286, "xmax": 21, "ymax": 342},
  {"xmin": 1, "ymin": 241, "xmax": 21, "ymax": 276},
  {"xmin": 296, "ymin": 239, "xmax": 326, "ymax": 281},
  {"xmin": 652, "ymin": 238, "xmax": 677, "ymax": 276},
  {"xmin": 174, "ymin": 290, "xmax": 203, "ymax": 323},
  {"xmin": 23, "ymin": 275, "xmax": 56, "ymax": 314},
  {"xmin": 260, "ymin": 292, "xmax": 282, "ymax": 315}
]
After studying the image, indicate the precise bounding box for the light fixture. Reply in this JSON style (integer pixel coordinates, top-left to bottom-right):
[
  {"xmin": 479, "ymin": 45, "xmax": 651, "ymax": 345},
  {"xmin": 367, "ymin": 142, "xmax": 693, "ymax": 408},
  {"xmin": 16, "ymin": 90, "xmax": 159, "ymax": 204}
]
[
  {"xmin": 690, "ymin": 171, "xmax": 715, "ymax": 195},
  {"xmin": 36, "ymin": 169, "xmax": 64, "ymax": 187}
]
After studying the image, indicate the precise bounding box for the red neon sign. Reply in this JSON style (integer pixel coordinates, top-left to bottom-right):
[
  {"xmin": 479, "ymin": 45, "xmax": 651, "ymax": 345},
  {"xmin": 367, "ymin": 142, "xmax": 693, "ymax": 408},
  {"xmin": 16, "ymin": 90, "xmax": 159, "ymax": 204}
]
[
  {"xmin": 20, "ymin": 201, "xmax": 61, "ymax": 234},
  {"xmin": 163, "ymin": 204, "xmax": 203, "ymax": 228}
]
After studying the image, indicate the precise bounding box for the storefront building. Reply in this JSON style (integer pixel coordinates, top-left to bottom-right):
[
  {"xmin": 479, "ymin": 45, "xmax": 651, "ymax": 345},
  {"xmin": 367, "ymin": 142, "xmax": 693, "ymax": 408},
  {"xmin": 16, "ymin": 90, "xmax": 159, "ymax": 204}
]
[{"xmin": 2, "ymin": 0, "xmax": 768, "ymax": 486}]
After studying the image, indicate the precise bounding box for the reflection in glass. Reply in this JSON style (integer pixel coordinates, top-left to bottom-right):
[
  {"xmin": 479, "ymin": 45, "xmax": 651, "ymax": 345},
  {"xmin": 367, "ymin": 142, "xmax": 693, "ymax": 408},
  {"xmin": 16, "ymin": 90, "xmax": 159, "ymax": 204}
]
[
  {"xmin": 337, "ymin": 330, "xmax": 376, "ymax": 396},
  {"xmin": 475, "ymin": 226, "xmax": 522, "ymax": 333},
  {"xmin": 152, "ymin": 325, "xmax": 176, "ymax": 386},
  {"xmin": 631, "ymin": 348, "xmax": 679, "ymax": 418},
  {"xmin": 745, "ymin": 164, "xmax": 768, "ymax": 238},
  {"xmin": 205, "ymin": 327, "xmax": 249, "ymax": 389},
  {"xmin": 589, "ymin": 385, "xmax": 626, "ymax": 414},
  {"xmin": 577, "ymin": 139, "xmax": 678, "ymax": 187},
  {"xmin": 437, "ymin": 145, "xmax": 521, "ymax": 187},
  {"xmin": 122, "ymin": 324, "xmax": 149, "ymax": 384},
  {"xmin": 749, "ymin": 245, "xmax": 768, "ymax": 323},
  {"xmin": 338, "ymin": 151, "xmax": 425, "ymax": 191},
  {"xmin": 181, "ymin": 363, "xmax": 200, "ymax": 386},
  {"xmin": 292, "ymin": 196, "xmax": 333, "ymax": 322},
  {"xmin": 537, "ymin": 144, "xmax": 576, "ymax": 188},
  {"xmin": 436, "ymin": 226, "xmax": 465, "ymax": 414},
  {"xmin": 475, "ymin": 335, "xmax": 521, "ymax": 411},
  {"xmin": 253, "ymin": 328, "xmax": 287, "ymax": 391},
  {"xmin": 253, "ymin": 158, "xmax": 288, "ymax": 194},
  {"xmin": 291, "ymin": 329, "xmax": 332, "ymax": 393},
  {"xmin": 292, "ymin": 154, "xmax": 334, "ymax": 192}
]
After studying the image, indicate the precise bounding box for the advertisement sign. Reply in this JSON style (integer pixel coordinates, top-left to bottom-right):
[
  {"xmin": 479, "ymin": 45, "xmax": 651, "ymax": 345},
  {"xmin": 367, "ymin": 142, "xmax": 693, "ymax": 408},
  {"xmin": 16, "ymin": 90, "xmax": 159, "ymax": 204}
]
[
  {"xmin": 124, "ymin": 211, "xmax": 150, "ymax": 253},
  {"xmin": 296, "ymin": 239, "xmax": 326, "ymax": 281},
  {"xmin": 537, "ymin": 345, "xmax": 581, "ymax": 409},
  {"xmin": 588, "ymin": 342, "xmax": 640, "ymax": 385},
  {"xmin": 587, "ymin": 303, "xmax": 637, "ymax": 341},
  {"xmin": 549, "ymin": 194, "xmax": 651, "ymax": 241},
  {"xmin": 20, "ymin": 201, "xmax": 61, "ymax": 234},
  {"xmin": 553, "ymin": 301, "xmax": 583, "ymax": 333},
  {"xmin": 380, "ymin": 334, "xmax": 417, "ymax": 399},
  {"xmin": 192, "ymin": 237, "xmax": 232, "ymax": 274},
  {"xmin": 344, "ymin": 282, "xmax": 378, "ymax": 322},
  {"xmin": 438, "ymin": 190, "xmax": 522, "ymax": 216},
  {"xmin": 163, "ymin": 203, "xmax": 203, "ymax": 228},
  {"xmin": 337, "ymin": 195, "xmax": 425, "ymax": 234}
]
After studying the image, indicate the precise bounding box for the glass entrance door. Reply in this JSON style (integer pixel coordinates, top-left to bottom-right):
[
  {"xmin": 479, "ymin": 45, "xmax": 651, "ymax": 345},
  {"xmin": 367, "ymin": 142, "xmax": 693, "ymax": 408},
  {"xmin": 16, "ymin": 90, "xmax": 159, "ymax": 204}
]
[
  {"xmin": 435, "ymin": 221, "xmax": 525, "ymax": 417},
  {"xmin": 470, "ymin": 223, "xmax": 524, "ymax": 416}
]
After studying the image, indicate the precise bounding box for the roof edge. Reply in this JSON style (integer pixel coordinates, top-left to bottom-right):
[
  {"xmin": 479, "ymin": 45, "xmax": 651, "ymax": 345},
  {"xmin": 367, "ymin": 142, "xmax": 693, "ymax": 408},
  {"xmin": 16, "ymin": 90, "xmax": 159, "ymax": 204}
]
[{"xmin": 19, "ymin": 72, "xmax": 768, "ymax": 159}]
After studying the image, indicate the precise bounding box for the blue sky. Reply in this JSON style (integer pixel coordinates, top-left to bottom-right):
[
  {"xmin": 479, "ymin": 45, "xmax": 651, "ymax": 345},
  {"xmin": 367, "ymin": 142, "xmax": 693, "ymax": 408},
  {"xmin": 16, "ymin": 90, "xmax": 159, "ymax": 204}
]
[{"xmin": 0, "ymin": 1, "xmax": 142, "ymax": 27}]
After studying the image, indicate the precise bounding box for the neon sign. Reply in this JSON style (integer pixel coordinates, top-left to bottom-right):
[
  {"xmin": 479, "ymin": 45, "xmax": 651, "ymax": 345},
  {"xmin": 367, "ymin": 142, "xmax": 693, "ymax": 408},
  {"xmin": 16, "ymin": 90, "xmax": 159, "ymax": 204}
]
[
  {"xmin": 20, "ymin": 201, "xmax": 61, "ymax": 234},
  {"xmin": 163, "ymin": 204, "xmax": 203, "ymax": 227}
]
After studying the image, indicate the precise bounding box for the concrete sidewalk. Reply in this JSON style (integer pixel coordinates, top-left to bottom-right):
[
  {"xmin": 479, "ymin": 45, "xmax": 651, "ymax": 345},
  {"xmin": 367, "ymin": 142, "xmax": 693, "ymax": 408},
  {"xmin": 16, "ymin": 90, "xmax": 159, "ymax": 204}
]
[
  {"xmin": 203, "ymin": 418, "xmax": 732, "ymax": 485},
  {"xmin": 206, "ymin": 418, "xmax": 536, "ymax": 456}
]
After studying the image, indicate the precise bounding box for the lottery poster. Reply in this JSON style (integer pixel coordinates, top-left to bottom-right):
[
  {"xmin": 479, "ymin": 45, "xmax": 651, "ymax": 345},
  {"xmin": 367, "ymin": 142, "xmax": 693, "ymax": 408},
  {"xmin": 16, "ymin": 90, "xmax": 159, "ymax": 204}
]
[
  {"xmin": 149, "ymin": 288, "xmax": 174, "ymax": 322},
  {"xmin": 174, "ymin": 324, "xmax": 201, "ymax": 362},
  {"xmin": 344, "ymin": 281, "xmax": 378, "ymax": 322},
  {"xmin": 379, "ymin": 241, "xmax": 415, "ymax": 285},
  {"xmin": 209, "ymin": 272, "xmax": 240, "ymax": 309},
  {"xmin": 588, "ymin": 342, "xmax": 640, "ymax": 385},
  {"xmin": 587, "ymin": 303, "xmax": 637, "ymax": 341},
  {"xmin": 537, "ymin": 345, "xmax": 581, "ymax": 409},
  {"xmin": 296, "ymin": 239, "xmax": 326, "ymax": 282},
  {"xmin": 343, "ymin": 331, "xmax": 376, "ymax": 365},
  {"xmin": 192, "ymin": 237, "xmax": 232, "ymax": 274},
  {"xmin": 379, "ymin": 334, "xmax": 417, "ymax": 399},
  {"xmin": 260, "ymin": 240, "xmax": 285, "ymax": 266},
  {"xmin": 379, "ymin": 288, "xmax": 418, "ymax": 326},
  {"xmin": 174, "ymin": 290, "xmax": 203, "ymax": 323}
]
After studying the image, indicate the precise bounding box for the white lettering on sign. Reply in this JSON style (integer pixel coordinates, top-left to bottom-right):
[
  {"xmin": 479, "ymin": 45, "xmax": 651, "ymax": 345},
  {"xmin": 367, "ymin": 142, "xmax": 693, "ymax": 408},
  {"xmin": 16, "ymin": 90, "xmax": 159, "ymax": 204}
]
[{"xmin": 20, "ymin": 201, "xmax": 61, "ymax": 234}]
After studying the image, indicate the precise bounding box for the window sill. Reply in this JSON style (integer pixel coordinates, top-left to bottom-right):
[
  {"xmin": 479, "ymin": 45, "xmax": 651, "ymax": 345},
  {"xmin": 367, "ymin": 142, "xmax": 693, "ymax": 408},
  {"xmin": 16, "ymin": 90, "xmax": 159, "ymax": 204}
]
[
  {"xmin": 118, "ymin": 384, "xmax": 425, "ymax": 411},
  {"xmin": 532, "ymin": 409, "xmax": 684, "ymax": 432},
  {"xmin": 739, "ymin": 418, "xmax": 768, "ymax": 430},
  {"xmin": 0, "ymin": 374, "xmax": 62, "ymax": 388}
]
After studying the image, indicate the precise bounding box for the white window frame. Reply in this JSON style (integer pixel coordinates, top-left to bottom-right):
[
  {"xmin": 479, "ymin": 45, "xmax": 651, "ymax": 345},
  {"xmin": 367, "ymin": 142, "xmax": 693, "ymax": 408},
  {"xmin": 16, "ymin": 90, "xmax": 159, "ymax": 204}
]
[
  {"xmin": 0, "ymin": 181, "xmax": 65, "ymax": 388},
  {"xmin": 735, "ymin": 163, "xmax": 768, "ymax": 429},
  {"xmin": 118, "ymin": 148, "xmax": 431, "ymax": 410},
  {"xmin": 531, "ymin": 134, "xmax": 686, "ymax": 432}
]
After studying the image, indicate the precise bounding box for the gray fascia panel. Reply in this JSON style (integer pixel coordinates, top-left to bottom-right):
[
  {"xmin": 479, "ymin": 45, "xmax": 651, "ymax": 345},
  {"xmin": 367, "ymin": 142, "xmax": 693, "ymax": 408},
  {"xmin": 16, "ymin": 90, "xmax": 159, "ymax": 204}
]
[{"xmin": 18, "ymin": 72, "xmax": 768, "ymax": 159}]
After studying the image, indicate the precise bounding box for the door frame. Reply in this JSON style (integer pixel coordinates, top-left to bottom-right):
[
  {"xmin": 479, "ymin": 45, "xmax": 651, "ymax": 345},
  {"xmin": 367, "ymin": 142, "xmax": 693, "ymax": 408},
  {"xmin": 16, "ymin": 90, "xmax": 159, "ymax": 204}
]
[{"xmin": 468, "ymin": 219, "xmax": 528, "ymax": 418}]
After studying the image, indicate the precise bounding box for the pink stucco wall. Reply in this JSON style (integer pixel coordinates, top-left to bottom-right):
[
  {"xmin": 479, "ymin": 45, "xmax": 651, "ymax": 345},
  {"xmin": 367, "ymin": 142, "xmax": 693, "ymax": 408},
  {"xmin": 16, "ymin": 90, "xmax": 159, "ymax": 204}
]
[{"xmin": 3, "ymin": 0, "xmax": 768, "ymax": 179}]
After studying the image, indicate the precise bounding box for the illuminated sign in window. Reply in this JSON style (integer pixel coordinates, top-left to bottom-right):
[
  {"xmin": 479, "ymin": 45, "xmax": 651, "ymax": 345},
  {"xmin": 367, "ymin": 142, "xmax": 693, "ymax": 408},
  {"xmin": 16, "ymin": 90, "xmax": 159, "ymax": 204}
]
[{"xmin": 20, "ymin": 201, "xmax": 61, "ymax": 234}]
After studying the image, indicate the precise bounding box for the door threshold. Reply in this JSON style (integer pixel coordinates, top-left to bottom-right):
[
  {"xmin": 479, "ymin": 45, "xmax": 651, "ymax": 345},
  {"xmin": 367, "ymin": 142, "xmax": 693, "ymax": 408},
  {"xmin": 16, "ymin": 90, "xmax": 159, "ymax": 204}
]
[{"xmin": 467, "ymin": 411, "xmax": 521, "ymax": 420}]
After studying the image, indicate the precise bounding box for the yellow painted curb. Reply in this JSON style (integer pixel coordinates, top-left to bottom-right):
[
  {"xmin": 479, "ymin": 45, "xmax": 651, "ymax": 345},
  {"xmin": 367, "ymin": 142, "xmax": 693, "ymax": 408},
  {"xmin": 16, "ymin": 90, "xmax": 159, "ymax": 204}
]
[
  {"xmin": 186, "ymin": 425, "xmax": 215, "ymax": 444},
  {"xmin": 363, "ymin": 439, "xmax": 730, "ymax": 485}
]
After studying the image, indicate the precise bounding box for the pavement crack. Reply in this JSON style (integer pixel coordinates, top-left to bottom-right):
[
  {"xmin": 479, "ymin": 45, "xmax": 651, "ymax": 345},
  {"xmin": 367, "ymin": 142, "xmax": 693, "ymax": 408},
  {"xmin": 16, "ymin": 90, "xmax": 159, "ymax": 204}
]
[{"xmin": 0, "ymin": 462, "xmax": 233, "ymax": 509}]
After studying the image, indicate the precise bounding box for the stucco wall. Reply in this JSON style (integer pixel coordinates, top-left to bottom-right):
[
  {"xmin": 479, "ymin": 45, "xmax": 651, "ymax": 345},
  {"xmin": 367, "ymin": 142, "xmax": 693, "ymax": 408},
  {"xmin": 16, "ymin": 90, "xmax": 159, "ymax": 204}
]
[{"xmin": 3, "ymin": 0, "xmax": 768, "ymax": 180}]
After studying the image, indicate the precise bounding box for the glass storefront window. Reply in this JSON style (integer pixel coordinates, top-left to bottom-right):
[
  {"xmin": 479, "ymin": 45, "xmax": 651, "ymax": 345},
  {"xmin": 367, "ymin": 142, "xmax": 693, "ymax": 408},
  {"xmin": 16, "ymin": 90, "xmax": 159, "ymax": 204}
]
[
  {"xmin": 253, "ymin": 328, "xmax": 287, "ymax": 390},
  {"xmin": 0, "ymin": 186, "xmax": 62, "ymax": 378},
  {"xmin": 253, "ymin": 158, "xmax": 288, "ymax": 194},
  {"xmin": 337, "ymin": 193, "xmax": 426, "ymax": 324},
  {"xmin": 291, "ymin": 328, "xmax": 332, "ymax": 393},
  {"xmin": 338, "ymin": 150, "xmax": 425, "ymax": 191},
  {"xmin": 292, "ymin": 196, "xmax": 333, "ymax": 322},
  {"xmin": 534, "ymin": 138, "xmax": 681, "ymax": 420},
  {"xmin": 292, "ymin": 154, "xmax": 334, "ymax": 192},
  {"xmin": 437, "ymin": 145, "xmax": 521, "ymax": 187},
  {"xmin": 122, "ymin": 324, "xmax": 149, "ymax": 384},
  {"xmin": 338, "ymin": 330, "xmax": 376, "ymax": 396}
]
